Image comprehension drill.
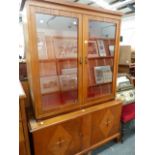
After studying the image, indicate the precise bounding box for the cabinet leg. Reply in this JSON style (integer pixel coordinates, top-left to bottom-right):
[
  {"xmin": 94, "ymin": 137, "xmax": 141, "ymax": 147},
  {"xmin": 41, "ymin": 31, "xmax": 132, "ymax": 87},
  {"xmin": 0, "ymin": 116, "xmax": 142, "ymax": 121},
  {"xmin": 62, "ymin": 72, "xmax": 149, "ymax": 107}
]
[
  {"xmin": 83, "ymin": 151, "xmax": 92, "ymax": 155},
  {"xmin": 115, "ymin": 135, "xmax": 121, "ymax": 143},
  {"xmin": 87, "ymin": 151, "xmax": 92, "ymax": 155}
]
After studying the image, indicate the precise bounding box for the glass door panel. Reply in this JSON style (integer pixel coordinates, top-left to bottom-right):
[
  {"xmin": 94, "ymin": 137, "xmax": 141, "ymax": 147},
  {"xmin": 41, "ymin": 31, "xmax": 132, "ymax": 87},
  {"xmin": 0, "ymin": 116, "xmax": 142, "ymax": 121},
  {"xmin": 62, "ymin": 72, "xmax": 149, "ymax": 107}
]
[
  {"xmin": 35, "ymin": 13, "xmax": 79, "ymax": 111},
  {"xmin": 86, "ymin": 19, "xmax": 116, "ymax": 99}
]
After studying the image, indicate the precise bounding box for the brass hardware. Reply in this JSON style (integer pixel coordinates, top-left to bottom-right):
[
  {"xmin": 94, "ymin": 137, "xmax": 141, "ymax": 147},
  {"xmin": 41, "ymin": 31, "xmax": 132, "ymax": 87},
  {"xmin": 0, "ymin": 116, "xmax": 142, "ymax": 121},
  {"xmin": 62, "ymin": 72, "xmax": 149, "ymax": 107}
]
[
  {"xmin": 82, "ymin": 109, "xmax": 85, "ymax": 112},
  {"xmin": 105, "ymin": 119, "xmax": 112, "ymax": 127},
  {"xmin": 85, "ymin": 57, "xmax": 88, "ymax": 64},
  {"xmin": 79, "ymin": 57, "xmax": 83, "ymax": 64},
  {"xmin": 56, "ymin": 138, "xmax": 65, "ymax": 147},
  {"xmin": 84, "ymin": 40, "xmax": 88, "ymax": 44},
  {"xmin": 40, "ymin": 122, "xmax": 44, "ymax": 125},
  {"xmin": 79, "ymin": 132, "xmax": 83, "ymax": 137}
]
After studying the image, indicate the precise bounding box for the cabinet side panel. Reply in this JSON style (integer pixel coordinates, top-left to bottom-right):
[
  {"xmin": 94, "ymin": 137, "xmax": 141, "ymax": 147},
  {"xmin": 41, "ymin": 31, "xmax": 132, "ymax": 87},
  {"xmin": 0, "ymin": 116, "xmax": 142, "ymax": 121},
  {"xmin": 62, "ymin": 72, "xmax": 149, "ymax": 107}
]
[
  {"xmin": 24, "ymin": 4, "xmax": 43, "ymax": 118},
  {"xmin": 23, "ymin": 5, "xmax": 35, "ymax": 109}
]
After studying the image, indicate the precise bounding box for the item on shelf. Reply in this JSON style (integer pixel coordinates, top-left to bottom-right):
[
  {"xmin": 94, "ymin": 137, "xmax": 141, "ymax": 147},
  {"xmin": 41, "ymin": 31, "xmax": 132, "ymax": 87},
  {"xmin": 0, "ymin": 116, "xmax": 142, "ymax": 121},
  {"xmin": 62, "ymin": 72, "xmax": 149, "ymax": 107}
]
[
  {"xmin": 40, "ymin": 76, "xmax": 60, "ymax": 94},
  {"xmin": 40, "ymin": 62, "xmax": 57, "ymax": 77},
  {"xmin": 61, "ymin": 68, "xmax": 77, "ymax": 75},
  {"xmin": 94, "ymin": 66, "xmax": 112, "ymax": 84},
  {"xmin": 37, "ymin": 32, "xmax": 48, "ymax": 59},
  {"xmin": 97, "ymin": 40, "xmax": 106, "ymax": 56},
  {"xmin": 53, "ymin": 38, "xmax": 77, "ymax": 58},
  {"xmin": 59, "ymin": 74, "xmax": 77, "ymax": 91},
  {"xmin": 109, "ymin": 45, "xmax": 115, "ymax": 56},
  {"xmin": 45, "ymin": 36, "xmax": 56, "ymax": 59},
  {"xmin": 88, "ymin": 40, "xmax": 98, "ymax": 57}
]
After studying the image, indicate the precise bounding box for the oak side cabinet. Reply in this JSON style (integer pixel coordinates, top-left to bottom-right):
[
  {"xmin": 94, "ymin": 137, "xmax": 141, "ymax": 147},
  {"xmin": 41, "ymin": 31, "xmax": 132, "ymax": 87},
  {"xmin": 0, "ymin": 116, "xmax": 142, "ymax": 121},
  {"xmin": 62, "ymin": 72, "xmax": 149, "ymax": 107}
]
[{"xmin": 19, "ymin": 82, "xmax": 31, "ymax": 155}]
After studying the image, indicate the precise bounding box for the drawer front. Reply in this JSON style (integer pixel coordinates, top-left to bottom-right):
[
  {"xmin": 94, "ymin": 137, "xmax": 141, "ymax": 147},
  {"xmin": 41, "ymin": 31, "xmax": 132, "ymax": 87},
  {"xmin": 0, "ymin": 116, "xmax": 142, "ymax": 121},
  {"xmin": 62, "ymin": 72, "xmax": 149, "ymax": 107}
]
[
  {"xmin": 33, "ymin": 118, "xmax": 82, "ymax": 155},
  {"xmin": 91, "ymin": 104, "xmax": 121, "ymax": 145},
  {"xmin": 19, "ymin": 122, "xmax": 27, "ymax": 155}
]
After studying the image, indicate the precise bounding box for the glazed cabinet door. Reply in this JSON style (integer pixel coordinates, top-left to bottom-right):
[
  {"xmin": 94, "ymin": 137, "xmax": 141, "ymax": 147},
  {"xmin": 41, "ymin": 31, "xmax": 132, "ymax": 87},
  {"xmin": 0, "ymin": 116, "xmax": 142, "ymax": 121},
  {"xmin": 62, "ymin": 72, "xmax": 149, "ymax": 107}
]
[
  {"xmin": 27, "ymin": 5, "xmax": 83, "ymax": 119},
  {"xmin": 82, "ymin": 15, "xmax": 120, "ymax": 106},
  {"xmin": 32, "ymin": 118, "xmax": 82, "ymax": 155}
]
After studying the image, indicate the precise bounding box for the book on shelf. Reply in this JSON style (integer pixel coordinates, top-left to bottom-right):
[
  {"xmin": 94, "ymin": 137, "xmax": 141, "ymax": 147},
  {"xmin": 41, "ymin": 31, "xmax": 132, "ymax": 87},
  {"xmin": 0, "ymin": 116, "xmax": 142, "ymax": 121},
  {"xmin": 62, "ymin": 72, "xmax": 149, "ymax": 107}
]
[
  {"xmin": 109, "ymin": 45, "xmax": 115, "ymax": 56},
  {"xmin": 45, "ymin": 36, "xmax": 56, "ymax": 59},
  {"xmin": 96, "ymin": 40, "xmax": 106, "ymax": 57},
  {"xmin": 88, "ymin": 40, "xmax": 99, "ymax": 57},
  {"xmin": 94, "ymin": 65, "xmax": 112, "ymax": 84},
  {"xmin": 59, "ymin": 74, "xmax": 77, "ymax": 91},
  {"xmin": 61, "ymin": 68, "xmax": 77, "ymax": 75},
  {"xmin": 37, "ymin": 32, "xmax": 48, "ymax": 59},
  {"xmin": 40, "ymin": 62, "xmax": 57, "ymax": 77},
  {"xmin": 40, "ymin": 76, "xmax": 60, "ymax": 94},
  {"xmin": 53, "ymin": 38, "xmax": 77, "ymax": 58}
]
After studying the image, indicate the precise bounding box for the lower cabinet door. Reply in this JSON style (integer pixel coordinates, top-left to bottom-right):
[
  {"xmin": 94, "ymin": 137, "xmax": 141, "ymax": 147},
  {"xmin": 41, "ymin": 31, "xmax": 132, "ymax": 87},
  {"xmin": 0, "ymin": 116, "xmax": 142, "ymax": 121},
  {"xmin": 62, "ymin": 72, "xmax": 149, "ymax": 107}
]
[
  {"xmin": 81, "ymin": 114, "xmax": 92, "ymax": 150},
  {"xmin": 91, "ymin": 104, "xmax": 121, "ymax": 145},
  {"xmin": 33, "ymin": 118, "xmax": 82, "ymax": 155}
]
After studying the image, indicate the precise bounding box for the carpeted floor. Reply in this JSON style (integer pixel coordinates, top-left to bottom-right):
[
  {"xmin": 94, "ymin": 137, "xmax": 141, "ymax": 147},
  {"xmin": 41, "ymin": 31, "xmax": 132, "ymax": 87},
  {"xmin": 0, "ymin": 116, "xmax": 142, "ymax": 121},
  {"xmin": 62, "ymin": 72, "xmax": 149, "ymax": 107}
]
[{"xmin": 92, "ymin": 134, "xmax": 135, "ymax": 155}]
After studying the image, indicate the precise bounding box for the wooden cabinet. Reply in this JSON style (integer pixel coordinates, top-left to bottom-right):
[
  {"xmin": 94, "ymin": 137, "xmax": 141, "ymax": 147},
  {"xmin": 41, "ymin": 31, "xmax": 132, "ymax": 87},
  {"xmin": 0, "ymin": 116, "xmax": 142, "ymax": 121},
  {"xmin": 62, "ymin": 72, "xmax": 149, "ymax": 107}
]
[
  {"xmin": 23, "ymin": 0, "xmax": 122, "ymax": 119},
  {"xmin": 19, "ymin": 83, "xmax": 31, "ymax": 155},
  {"xmin": 23, "ymin": 0, "xmax": 122, "ymax": 154},
  {"xmin": 29, "ymin": 100, "xmax": 122, "ymax": 155}
]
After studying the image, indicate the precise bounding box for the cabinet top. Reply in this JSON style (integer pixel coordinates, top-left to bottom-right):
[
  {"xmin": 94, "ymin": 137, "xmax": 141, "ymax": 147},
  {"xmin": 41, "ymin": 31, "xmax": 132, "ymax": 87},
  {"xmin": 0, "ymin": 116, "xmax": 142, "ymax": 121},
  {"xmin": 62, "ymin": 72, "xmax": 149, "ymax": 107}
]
[
  {"xmin": 24, "ymin": 0, "xmax": 123, "ymax": 17},
  {"xmin": 28, "ymin": 100, "xmax": 122, "ymax": 132}
]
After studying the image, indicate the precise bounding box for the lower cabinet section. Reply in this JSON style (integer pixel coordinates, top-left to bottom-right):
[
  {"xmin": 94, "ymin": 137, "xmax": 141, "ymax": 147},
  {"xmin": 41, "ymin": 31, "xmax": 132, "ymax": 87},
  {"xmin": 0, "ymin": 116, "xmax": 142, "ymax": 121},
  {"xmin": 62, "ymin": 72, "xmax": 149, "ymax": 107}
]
[
  {"xmin": 33, "ymin": 118, "xmax": 82, "ymax": 155},
  {"xmin": 30, "ymin": 100, "xmax": 122, "ymax": 155}
]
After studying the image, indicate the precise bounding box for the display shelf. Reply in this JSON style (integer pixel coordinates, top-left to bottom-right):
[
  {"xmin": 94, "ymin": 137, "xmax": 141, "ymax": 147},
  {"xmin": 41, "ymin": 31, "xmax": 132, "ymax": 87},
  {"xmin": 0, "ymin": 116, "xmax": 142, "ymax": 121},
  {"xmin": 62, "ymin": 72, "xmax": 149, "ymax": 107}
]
[
  {"xmin": 88, "ymin": 56, "xmax": 114, "ymax": 59},
  {"xmin": 39, "ymin": 58, "xmax": 77, "ymax": 63},
  {"xmin": 89, "ymin": 82, "xmax": 112, "ymax": 87},
  {"xmin": 90, "ymin": 37, "xmax": 115, "ymax": 41},
  {"xmin": 41, "ymin": 88, "xmax": 78, "ymax": 96},
  {"xmin": 39, "ymin": 59, "xmax": 55, "ymax": 62}
]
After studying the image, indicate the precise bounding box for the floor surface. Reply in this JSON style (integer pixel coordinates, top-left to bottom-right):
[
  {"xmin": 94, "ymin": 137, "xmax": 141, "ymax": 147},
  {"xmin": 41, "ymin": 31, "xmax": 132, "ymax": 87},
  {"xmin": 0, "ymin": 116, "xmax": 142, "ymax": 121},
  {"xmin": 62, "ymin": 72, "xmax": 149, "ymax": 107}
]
[{"xmin": 92, "ymin": 134, "xmax": 135, "ymax": 155}]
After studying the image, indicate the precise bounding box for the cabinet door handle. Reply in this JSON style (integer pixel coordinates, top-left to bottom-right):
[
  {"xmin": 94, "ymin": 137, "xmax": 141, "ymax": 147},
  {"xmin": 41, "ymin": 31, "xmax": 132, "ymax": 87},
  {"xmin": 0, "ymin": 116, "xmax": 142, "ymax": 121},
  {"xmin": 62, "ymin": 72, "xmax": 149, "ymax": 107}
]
[
  {"xmin": 56, "ymin": 139, "xmax": 65, "ymax": 147},
  {"xmin": 79, "ymin": 57, "xmax": 83, "ymax": 64},
  {"xmin": 79, "ymin": 132, "xmax": 83, "ymax": 137},
  {"xmin": 85, "ymin": 57, "xmax": 88, "ymax": 64}
]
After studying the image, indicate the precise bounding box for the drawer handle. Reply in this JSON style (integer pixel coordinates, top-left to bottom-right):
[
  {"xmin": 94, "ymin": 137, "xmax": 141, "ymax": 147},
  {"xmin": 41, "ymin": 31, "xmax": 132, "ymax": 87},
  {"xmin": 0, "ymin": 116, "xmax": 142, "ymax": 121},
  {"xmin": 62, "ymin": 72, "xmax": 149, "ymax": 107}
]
[
  {"xmin": 105, "ymin": 119, "xmax": 112, "ymax": 127},
  {"xmin": 56, "ymin": 138, "xmax": 65, "ymax": 147},
  {"xmin": 79, "ymin": 132, "xmax": 83, "ymax": 137},
  {"xmin": 85, "ymin": 57, "xmax": 88, "ymax": 64},
  {"xmin": 79, "ymin": 57, "xmax": 83, "ymax": 64}
]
